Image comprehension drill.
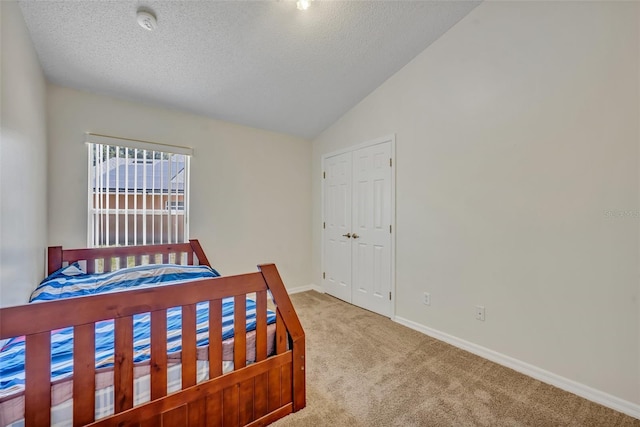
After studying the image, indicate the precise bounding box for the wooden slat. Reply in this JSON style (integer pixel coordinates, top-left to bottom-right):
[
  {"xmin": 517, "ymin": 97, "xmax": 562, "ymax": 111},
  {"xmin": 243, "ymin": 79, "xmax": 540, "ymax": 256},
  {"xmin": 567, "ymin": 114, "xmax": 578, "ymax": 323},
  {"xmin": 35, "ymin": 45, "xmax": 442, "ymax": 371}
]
[
  {"xmin": 187, "ymin": 251, "xmax": 194, "ymax": 266},
  {"xmin": 163, "ymin": 404, "xmax": 187, "ymax": 427},
  {"xmin": 135, "ymin": 254, "xmax": 142, "ymax": 266},
  {"xmin": 104, "ymin": 257, "xmax": 111, "ymax": 272},
  {"xmin": 1, "ymin": 273, "xmax": 267, "ymax": 339},
  {"xmin": 234, "ymin": 295, "xmax": 247, "ymax": 370},
  {"xmin": 206, "ymin": 392, "xmax": 223, "ymax": 427},
  {"xmin": 120, "ymin": 256, "xmax": 127, "ymax": 269},
  {"xmin": 275, "ymin": 310, "xmax": 286, "ymax": 355},
  {"xmin": 182, "ymin": 304, "xmax": 197, "ymax": 388},
  {"xmin": 256, "ymin": 290, "xmax": 267, "ymax": 362},
  {"xmin": 73, "ymin": 323, "xmax": 96, "ymax": 426},
  {"xmin": 150, "ymin": 309, "xmax": 167, "ymax": 400},
  {"xmin": 48, "ymin": 246, "xmax": 63, "ymax": 275},
  {"xmin": 223, "ymin": 385, "xmax": 240, "ymax": 427},
  {"xmin": 148, "ymin": 254, "xmax": 156, "ymax": 264},
  {"xmin": 258, "ymin": 264, "xmax": 304, "ymax": 341},
  {"xmin": 189, "ymin": 239, "xmax": 211, "ymax": 267},
  {"xmin": 281, "ymin": 362, "xmax": 292, "ymax": 405},
  {"xmin": 267, "ymin": 367, "xmax": 281, "ymax": 412},
  {"xmin": 188, "ymin": 399, "xmax": 206, "ymax": 427},
  {"xmin": 209, "ymin": 299, "xmax": 223, "ymax": 378},
  {"xmin": 114, "ymin": 316, "xmax": 134, "ymax": 413},
  {"xmin": 25, "ymin": 332, "xmax": 51, "ymax": 427},
  {"xmin": 291, "ymin": 336, "xmax": 306, "ymax": 412},
  {"xmin": 239, "ymin": 379, "xmax": 255, "ymax": 425},
  {"xmin": 86, "ymin": 258, "xmax": 95, "ymax": 274},
  {"xmin": 163, "ymin": 253, "xmax": 169, "ymax": 264},
  {"xmin": 87, "ymin": 351, "xmax": 292, "ymax": 426},
  {"xmin": 253, "ymin": 373, "xmax": 268, "ymax": 419}
]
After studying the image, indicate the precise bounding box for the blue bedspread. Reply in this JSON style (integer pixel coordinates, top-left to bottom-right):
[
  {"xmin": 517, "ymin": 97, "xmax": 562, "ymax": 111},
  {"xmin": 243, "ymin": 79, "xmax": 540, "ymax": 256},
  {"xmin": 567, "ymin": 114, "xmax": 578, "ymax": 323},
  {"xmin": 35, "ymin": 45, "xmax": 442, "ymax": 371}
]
[{"xmin": 0, "ymin": 263, "xmax": 276, "ymax": 397}]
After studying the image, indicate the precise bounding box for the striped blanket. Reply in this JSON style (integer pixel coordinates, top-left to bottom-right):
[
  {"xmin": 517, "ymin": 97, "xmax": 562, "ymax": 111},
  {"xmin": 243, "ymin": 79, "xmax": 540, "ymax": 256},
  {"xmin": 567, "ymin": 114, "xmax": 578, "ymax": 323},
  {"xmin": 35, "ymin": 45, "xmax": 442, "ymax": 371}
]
[{"xmin": 0, "ymin": 263, "xmax": 276, "ymax": 400}]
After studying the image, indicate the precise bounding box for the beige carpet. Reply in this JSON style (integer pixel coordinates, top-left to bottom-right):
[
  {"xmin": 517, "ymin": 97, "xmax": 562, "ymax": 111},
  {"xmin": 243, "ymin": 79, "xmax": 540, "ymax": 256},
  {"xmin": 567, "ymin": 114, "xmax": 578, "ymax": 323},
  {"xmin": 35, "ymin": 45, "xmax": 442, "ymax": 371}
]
[{"xmin": 271, "ymin": 291, "xmax": 639, "ymax": 427}]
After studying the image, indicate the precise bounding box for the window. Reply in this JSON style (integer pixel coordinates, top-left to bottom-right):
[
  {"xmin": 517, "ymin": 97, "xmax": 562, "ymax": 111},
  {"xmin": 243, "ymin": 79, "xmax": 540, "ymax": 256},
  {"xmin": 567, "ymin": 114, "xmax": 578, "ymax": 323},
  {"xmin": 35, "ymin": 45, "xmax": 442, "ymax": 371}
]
[
  {"xmin": 165, "ymin": 200, "xmax": 185, "ymax": 211},
  {"xmin": 87, "ymin": 134, "xmax": 192, "ymax": 247}
]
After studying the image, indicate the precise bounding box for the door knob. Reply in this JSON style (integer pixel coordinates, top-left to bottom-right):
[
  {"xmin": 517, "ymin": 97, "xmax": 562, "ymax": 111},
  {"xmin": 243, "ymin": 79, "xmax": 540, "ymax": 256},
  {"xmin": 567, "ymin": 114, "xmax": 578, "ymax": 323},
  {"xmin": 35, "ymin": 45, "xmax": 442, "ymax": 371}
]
[
  {"xmin": 342, "ymin": 233, "xmax": 352, "ymax": 238},
  {"xmin": 352, "ymin": 233, "xmax": 360, "ymax": 239}
]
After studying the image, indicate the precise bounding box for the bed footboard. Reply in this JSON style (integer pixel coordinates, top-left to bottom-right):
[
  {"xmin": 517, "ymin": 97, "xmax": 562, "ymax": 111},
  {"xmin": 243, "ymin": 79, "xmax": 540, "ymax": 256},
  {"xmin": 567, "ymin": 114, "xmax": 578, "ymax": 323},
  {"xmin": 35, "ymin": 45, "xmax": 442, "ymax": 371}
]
[{"xmin": 0, "ymin": 241, "xmax": 305, "ymax": 427}]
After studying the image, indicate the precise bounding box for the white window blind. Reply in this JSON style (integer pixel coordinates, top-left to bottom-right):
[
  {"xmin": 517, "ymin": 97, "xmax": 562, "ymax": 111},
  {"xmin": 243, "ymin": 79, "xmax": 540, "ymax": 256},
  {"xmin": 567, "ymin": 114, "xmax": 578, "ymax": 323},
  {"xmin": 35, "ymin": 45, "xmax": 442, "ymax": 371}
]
[{"xmin": 87, "ymin": 134, "xmax": 191, "ymax": 247}]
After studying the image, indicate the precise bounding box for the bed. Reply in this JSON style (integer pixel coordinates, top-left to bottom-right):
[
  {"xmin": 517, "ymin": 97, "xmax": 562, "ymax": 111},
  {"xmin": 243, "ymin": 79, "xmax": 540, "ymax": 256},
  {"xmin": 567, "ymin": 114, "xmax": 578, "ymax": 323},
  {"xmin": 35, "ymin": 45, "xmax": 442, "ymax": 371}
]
[{"xmin": 0, "ymin": 240, "xmax": 305, "ymax": 426}]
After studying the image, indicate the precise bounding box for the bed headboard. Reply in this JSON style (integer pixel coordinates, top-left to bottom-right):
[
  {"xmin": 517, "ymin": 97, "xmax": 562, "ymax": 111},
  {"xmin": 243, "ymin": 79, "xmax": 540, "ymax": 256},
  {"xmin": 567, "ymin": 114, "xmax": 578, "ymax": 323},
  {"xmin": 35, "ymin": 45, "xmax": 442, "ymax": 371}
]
[{"xmin": 47, "ymin": 239, "xmax": 211, "ymax": 275}]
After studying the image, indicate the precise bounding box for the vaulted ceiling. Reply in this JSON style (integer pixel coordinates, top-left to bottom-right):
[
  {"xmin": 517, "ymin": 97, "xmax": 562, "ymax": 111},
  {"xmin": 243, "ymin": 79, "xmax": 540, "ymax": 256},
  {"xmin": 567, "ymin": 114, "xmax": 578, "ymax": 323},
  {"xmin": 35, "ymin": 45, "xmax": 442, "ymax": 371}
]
[{"xmin": 18, "ymin": 0, "xmax": 480, "ymax": 139}]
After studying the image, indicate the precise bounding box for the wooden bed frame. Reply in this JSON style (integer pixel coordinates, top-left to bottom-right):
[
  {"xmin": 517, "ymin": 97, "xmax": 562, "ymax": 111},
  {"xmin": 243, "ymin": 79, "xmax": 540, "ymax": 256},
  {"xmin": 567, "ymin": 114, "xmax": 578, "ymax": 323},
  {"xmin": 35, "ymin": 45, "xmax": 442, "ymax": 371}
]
[{"xmin": 0, "ymin": 239, "xmax": 305, "ymax": 426}]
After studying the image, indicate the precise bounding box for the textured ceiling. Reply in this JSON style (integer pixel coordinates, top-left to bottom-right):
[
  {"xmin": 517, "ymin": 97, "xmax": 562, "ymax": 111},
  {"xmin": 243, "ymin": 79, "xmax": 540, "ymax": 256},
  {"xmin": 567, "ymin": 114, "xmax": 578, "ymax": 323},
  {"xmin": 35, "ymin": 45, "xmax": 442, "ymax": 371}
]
[{"xmin": 18, "ymin": 0, "xmax": 479, "ymax": 139}]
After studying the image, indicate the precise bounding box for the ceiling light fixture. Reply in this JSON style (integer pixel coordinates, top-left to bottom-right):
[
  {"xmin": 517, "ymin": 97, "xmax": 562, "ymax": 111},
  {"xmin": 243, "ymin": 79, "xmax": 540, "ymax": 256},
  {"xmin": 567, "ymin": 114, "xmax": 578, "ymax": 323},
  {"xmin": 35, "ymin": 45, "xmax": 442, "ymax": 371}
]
[
  {"xmin": 137, "ymin": 9, "xmax": 157, "ymax": 31},
  {"xmin": 296, "ymin": 0, "xmax": 312, "ymax": 11}
]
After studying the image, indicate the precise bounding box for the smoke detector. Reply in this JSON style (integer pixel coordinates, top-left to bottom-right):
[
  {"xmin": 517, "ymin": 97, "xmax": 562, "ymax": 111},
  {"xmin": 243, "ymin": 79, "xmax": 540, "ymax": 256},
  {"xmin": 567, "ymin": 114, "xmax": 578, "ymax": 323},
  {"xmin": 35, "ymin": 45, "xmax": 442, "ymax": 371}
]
[{"xmin": 137, "ymin": 10, "xmax": 157, "ymax": 31}]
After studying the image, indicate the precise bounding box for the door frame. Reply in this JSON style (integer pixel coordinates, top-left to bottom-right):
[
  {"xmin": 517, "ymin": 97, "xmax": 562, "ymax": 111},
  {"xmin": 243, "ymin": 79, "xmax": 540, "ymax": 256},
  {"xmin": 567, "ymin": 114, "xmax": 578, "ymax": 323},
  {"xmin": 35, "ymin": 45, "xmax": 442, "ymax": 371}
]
[{"xmin": 320, "ymin": 134, "xmax": 396, "ymax": 319}]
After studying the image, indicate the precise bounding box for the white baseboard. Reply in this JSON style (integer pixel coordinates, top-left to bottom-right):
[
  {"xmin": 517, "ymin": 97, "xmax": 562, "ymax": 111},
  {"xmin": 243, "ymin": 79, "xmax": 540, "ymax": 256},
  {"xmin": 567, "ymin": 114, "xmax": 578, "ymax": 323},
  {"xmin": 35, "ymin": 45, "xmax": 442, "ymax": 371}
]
[
  {"xmin": 287, "ymin": 283, "xmax": 324, "ymax": 295},
  {"xmin": 394, "ymin": 316, "xmax": 640, "ymax": 420}
]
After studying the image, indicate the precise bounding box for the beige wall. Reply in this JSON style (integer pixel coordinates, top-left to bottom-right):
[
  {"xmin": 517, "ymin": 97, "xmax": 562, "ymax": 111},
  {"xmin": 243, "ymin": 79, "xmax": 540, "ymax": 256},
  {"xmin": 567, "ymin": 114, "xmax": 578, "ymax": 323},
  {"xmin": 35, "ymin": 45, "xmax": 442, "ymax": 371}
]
[
  {"xmin": 47, "ymin": 85, "xmax": 312, "ymax": 290},
  {"xmin": 313, "ymin": 1, "xmax": 639, "ymax": 406},
  {"xmin": 0, "ymin": 1, "xmax": 48, "ymax": 307}
]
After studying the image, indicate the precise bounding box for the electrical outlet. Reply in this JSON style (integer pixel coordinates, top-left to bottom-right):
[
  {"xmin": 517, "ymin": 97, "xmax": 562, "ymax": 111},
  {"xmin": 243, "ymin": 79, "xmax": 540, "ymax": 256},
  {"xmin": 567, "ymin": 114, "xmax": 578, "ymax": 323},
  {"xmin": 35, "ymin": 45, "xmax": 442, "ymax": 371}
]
[
  {"xmin": 423, "ymin": 292, "xmax": 431, "ymax": 306},
  {"xmin": 475, "ymin": 305, "xmax": 485, "ymax": 321}
]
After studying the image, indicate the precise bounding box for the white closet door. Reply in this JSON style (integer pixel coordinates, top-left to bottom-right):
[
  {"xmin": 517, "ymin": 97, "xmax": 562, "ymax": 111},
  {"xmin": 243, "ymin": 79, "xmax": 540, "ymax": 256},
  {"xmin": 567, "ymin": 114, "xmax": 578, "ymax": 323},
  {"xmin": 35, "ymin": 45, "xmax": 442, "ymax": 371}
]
[
  {"xmin": 323, "ymin": 151, "xmax": 352, "ymax": 303},
  {"xmin": 351, "ymin": 142, "xmax": 392, "ymax": 316},
  {"xmin": 322, "ymin": 138, "xmax": 394, "ymax": 318}
]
